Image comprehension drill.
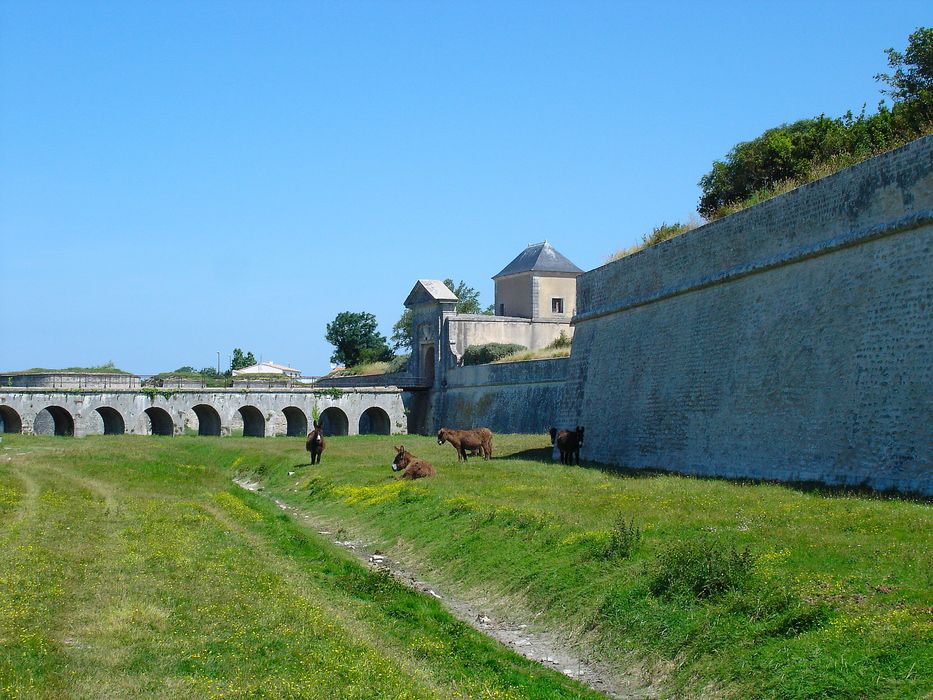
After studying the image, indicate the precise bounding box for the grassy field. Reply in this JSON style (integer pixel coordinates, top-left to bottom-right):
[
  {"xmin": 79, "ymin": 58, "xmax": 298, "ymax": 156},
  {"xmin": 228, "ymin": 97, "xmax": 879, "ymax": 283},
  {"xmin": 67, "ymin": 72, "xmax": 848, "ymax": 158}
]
[
  {"xmin": 238, "ymin": 433, "xmax": 932, "ymax": 699},
  {"xmin": 1, "ymin": 435, "xmax": 930, "ymax": 699},
  {"xmin": 0, "ymin": 435, "xmax": 606, "ymax": 699}
]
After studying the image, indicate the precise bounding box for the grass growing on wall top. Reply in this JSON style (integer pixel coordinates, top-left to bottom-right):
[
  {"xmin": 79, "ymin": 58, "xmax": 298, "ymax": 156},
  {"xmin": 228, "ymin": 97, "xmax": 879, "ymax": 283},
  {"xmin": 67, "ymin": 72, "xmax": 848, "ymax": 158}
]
[{"xmin": 5, "ymin": 363, "xmax": 132, "ymax": 375}]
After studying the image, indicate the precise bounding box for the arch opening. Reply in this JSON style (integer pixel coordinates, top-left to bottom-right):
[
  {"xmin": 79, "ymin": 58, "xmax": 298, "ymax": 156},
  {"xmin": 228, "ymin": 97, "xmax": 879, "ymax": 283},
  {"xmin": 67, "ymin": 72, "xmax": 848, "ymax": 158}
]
[
  {"xmin": 96, "ymin": 406, "xmax": 126, "ymax": 435},
  {"xmin": 359, "ymin": 406, "xmax": 391, "ymax": 435},
  {"xmin": 283, "ymin": 406, "xmax": 308, "ymax": 437},
  {"xmin": 239, "ymin": 405, "xmax": 265, "ymax": 438},
  {"xmin": 192, "ymin": 404, "xmax": 222, "ymax": 436},
  {"xmin": 144, "ymin": 407, "xmax": 174, "ymax": 436},
  {"xmin": 34, "ymin": 406, "xmax": 74, "ymax": 436},
  {"xmin": 423, "ymin": 345, "xmax": 435, "ymax": 385},
  {"xmin": 319, "ymin": 407, "xmax": 349, "ymax": 437},
  {"xmin": 0, "ymin": 405, "xmax": 23, "ymax": 433}
]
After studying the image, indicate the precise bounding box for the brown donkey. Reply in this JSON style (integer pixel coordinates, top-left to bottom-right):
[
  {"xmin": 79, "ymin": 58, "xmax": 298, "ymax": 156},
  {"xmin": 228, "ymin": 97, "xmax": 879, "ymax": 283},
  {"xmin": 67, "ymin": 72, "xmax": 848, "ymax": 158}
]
[
  {"xmin": 305, "ymin": 420, "xmax": 326, "ymax": 465},
  {"xmin": 391, "ymin": 446, "xmax": 436, "ymax": 480}
]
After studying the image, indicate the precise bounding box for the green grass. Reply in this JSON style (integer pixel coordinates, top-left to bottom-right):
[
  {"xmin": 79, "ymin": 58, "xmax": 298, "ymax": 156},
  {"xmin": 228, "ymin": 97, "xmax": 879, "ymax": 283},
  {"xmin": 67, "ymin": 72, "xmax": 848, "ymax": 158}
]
[
  {"xmin": 493, "ymin": 347, "xmax": 572, "ymax": 363},
  {"xmin": 0, "ymin": 435, "xmax": 604, "ymax": 699},
  {"xmin": 2, "ymin": 434, "xmax": 930, "ymax": 698},
  {"xmin": 229, "ymin": 433, "xmax": 932, "ymax": 699},
  {"xmin": 3, "ymin": 363, "xmax": 131, "ymax": 375}
]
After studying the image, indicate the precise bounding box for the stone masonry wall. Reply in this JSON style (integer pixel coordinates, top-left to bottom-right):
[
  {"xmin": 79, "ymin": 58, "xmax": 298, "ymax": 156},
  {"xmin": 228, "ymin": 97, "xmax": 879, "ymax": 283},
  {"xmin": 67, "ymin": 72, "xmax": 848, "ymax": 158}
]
[
  {"xmin": 439, "ymin": 358, "xmax": 568, "ymax": 434},
  {"xmin": 559, "ymin": 136, "xmax": 933, "ymax": 496}
]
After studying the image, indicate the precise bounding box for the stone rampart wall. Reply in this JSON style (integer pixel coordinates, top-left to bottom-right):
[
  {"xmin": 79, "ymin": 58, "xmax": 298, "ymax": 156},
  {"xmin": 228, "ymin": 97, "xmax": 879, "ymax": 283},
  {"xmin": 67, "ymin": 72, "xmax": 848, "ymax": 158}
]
[
  {"xmin": 439, "ymin": 358, "xmax": 568, "ymax": 434},
  {"xmin": 559, "ymin": 136, "xmax": 933, "ymax": 496},
  {"xmin": 0, "ymin": 373, "xmax": 140, "ymax": 389}
]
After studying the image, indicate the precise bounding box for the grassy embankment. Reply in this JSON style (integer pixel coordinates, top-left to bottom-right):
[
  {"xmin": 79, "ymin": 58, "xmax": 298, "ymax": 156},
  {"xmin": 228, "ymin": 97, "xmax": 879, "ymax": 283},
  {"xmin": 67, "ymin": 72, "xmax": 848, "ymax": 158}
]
[
  {"xmin": 0, "ymin": 435, "xmax": 604, "ymax": 699},
  {"xmin": 234, "ymin": 433, "xmax": 932, "ymax": 699}
]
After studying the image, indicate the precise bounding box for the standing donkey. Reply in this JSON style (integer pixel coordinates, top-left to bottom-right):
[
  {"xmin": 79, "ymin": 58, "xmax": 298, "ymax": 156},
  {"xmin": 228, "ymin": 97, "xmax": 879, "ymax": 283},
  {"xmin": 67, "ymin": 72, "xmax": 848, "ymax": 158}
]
[
  {"xmin": 305, "ymin": 420, "xmax": 326, "ymax": 465},
  {"xmin": 556, "ymin": 426, "xmax": 585, "ymax": 465}
]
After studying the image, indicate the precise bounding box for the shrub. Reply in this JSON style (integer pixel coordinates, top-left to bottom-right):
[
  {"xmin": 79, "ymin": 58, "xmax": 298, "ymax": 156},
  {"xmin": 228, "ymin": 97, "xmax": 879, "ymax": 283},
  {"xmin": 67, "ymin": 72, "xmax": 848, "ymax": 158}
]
[
  {"xmin": 385, "ymin": 354, "xmax": 410, "ymax": 374},
  {"xmin": 462, "ymin": 343, "xmax": 527, "ymax": 366},
  {"xmin": 547, "ymin": 330, "xmax": 572, "ymax": 349},
  {"xmin": 648, "ymin": 537, "xmax": 753, "ymax": 600},
  {"xmin": 602, "ymin": 514, "xmax": 642, "ymax": 559},
  {"xmin": 493, "ymin": 346, "xmax": 571, "ymax": 363}
]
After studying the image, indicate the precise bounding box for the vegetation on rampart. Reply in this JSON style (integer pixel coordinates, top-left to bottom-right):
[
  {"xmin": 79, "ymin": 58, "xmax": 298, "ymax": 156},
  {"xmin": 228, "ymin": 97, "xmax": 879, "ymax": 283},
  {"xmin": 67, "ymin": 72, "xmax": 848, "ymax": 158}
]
[
  {"xmin": 698, "ymin": 27, "xmax": 933, "ymax": 220},
  {"xmin": 330, "ymin": 354, "xmax": 410, "ymax": 377},
  {"xmin": 462, "ymin": 343, "xmax": 527, "ymax": 366},
  {"xmin": 493, "ymin": 331, "xmax": 573, "ymax": 363},
  {"xmin": 611, "ymin": 28, "xmax": 933, "ymax": 261},
  {"xmin": 4, "ymin": 362, "xmax": 131, "ymax": 375},
  {"xmin": 606, "ymin": 220, "xmax": 699, "ymax": 262}
]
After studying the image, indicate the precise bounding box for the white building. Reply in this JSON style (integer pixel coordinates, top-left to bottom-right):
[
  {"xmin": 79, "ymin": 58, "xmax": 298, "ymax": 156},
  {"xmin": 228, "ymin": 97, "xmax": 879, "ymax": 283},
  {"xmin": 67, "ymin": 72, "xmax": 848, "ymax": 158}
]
[{"xmin": 232, "ymin": 362, "xmax": 301, "ymax": 378}]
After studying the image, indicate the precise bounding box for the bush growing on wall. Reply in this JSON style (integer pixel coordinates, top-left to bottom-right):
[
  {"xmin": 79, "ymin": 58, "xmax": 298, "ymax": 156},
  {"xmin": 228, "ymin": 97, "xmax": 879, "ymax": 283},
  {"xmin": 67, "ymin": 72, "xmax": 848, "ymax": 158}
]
[{"xmin": 462, "ymin": 343, "xmax": 527, "ymax": 366}]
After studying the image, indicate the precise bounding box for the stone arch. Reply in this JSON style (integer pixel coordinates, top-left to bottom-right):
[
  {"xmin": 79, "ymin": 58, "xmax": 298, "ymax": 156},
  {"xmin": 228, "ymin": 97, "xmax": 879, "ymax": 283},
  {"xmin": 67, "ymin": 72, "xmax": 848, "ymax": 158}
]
[
  {"xmin": 238, "ymin": 405, "xmax": 265, "ymax": 437},
  {"xmin": 144, "ymin": 407, "xmax": 174, "ymax": 436},
  {"xmin": 319, "ymin": 407, "xmax": 348, "ymax": 436},
  {"xmin": 34, "ymin": 406, "xmax": 74, "ymax": 436},
  {"xmin": 95, "ymin": 406, "xmax": 126, "ymax": 435},
  {"xmin": 192, "ymin": 404, "xmax": 222, "ymax": 436},
  {"xmin": 283, "ymin": 406, "xmax": 308, "ymax": 437},
  {"xmin": 359, "ymin": 406, "xmax": 391, "ymax": 435},
  {"xmin": 0, "ymin": 405, "xmax": 23, "ymax": 433}
]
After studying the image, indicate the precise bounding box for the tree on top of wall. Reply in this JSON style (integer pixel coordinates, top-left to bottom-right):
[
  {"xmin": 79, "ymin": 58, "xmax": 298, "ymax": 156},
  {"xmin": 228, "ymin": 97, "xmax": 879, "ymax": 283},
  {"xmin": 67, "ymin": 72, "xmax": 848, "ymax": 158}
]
[
  {"xmin": 391, "ymin": 279, "xmax": 492, "ymax": 352},
  {"xmin": 325, "ymin": 311, "xmax": 393, "ymax": 367}
]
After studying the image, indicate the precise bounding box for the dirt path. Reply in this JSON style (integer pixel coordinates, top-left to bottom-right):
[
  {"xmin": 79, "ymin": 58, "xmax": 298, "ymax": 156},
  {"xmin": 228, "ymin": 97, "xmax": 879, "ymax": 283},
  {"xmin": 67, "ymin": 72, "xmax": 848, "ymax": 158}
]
[{"xmin": 235, "ymin": 477, "xmax": 658, "ymax": 700}]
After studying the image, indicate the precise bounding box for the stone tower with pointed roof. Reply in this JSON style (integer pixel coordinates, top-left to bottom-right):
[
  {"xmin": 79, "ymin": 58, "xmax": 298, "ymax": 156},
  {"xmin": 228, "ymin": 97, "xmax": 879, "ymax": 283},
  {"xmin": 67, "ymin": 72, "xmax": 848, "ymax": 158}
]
[{"xmin": 493, "ymin": 241, "xmax": 582, "ymax": 320}]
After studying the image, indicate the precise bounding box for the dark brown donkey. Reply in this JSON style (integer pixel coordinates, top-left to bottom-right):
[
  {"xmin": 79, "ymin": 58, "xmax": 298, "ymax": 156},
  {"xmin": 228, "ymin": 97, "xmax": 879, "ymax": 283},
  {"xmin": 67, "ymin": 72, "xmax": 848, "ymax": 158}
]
[
  {"xmin": 556, "ymin": 426, "xmax": 585, "ymax": 465},
  {"xmin": 437, "ymin": 427, "xmax": 493, "ymax": 462},
  {"xmin": 391, "ymin": 446, "xmax": 436, "ymax": 480},
  {"xmin": 305, "ymin": 420, "xmax": 326, "ymax": 465}
]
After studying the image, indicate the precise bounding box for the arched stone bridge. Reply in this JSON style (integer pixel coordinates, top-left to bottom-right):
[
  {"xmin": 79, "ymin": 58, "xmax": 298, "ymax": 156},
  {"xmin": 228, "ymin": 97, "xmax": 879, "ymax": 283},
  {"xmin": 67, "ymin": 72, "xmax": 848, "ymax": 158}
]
[{"xmin": 0, "ymin": 388, "xmax": 407, "ymax": 438}]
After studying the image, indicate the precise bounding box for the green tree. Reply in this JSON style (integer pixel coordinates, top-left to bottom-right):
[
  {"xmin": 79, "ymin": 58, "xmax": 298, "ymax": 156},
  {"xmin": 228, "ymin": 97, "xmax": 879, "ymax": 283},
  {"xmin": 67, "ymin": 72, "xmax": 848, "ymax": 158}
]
[
  {"xmin": 325, "ymin": 311, "xmax": 393, "ymax": 367},
  {"xmin": 876, "ymin": 27, "xmax": 933, "ymax": 103},
  {"xmin": 391, "ymin": 279, "xmax": 491, "ymax": 352},
  {"xmin": 173, "ymin": 366, "xmax": 197, "ymax": 374},
  {"xmin": 231, "ymin": 348, "xmax": 257, "ymax": 371},
  {"xmin": 391, "ymin": 308, "xmax": 413, "ymax": 351},
  {"xmin": 698, "ymin": 28, "xmax": 933, "ymax": 220},
  {"xmin": 444, "ymin": 279, "xmax": 483, "ymax": 314}
]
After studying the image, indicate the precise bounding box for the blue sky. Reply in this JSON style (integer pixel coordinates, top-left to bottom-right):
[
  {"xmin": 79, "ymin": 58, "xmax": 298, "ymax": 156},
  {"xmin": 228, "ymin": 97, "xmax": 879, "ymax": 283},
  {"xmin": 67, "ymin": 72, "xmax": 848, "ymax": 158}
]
[{"xmin": 1, "ymin": 1, "xmax": 928, "ymax": 375}]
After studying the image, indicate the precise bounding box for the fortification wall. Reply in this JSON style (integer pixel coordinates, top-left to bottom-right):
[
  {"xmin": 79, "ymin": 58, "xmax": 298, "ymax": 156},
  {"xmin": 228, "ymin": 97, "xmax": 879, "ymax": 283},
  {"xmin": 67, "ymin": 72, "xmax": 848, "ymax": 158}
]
[
  {"xmin": 0, "ymin": 373, "xmax": 140, "ymax": 389},
  {"xmin": 439, "ymin": 358, "xmax": 567, "ymax": 434},
  {"xmin": 559, "ymin": 136, "xmax": 933, "ymax": 496},
  {"xmin": 447, "ymin": 316, "xmax": 572, "ymax": 357}
]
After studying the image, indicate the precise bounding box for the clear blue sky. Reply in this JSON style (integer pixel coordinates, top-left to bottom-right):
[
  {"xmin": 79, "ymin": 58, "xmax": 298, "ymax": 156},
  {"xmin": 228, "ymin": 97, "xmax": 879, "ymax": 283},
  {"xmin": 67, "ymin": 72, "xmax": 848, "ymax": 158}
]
[{"xmin": 1, "ymin": 1, "xmax": 927, "ymax": 375}]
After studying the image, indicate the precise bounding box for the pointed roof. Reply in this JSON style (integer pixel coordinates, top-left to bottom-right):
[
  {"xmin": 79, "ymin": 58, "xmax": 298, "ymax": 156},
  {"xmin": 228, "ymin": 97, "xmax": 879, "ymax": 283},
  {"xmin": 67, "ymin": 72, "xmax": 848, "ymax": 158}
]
[
  {"xmin": 493, "ymin": 241, "xmax": 582, "ymax": 279},
  {"xmin": 404, "ymin": 279, "xmax": 459, "ymax": 308}
]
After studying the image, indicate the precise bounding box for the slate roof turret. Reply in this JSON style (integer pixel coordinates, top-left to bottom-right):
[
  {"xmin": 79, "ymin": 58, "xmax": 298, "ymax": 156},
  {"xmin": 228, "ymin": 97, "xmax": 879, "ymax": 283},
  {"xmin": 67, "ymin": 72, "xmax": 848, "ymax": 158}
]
[{"xmin": 493, "ymin": 241, "xmax": 582, "ymax": 279}]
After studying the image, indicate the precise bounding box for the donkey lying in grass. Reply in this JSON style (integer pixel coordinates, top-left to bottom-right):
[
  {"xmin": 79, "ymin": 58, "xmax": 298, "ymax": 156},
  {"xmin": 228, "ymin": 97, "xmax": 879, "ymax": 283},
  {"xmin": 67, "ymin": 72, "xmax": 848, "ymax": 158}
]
[
  {"xmin": 556, "ymin": 426, "xmax": 584, "ymax": 465},
  {"xmin": 437, "ymin": 427, "xmax": 493, "ymax": 462},
  {"xmin": 391, "ymin": 446, "xmax": 436, "ymax": 480},
  {"xmin": 305, "ymin": 420, "xmax": 325, "ymax": 465}
]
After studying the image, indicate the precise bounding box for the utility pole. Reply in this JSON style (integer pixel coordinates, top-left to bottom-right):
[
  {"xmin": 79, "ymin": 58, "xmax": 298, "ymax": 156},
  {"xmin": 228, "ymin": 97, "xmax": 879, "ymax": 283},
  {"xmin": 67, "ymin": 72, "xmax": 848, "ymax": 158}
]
[{"xmin": 217, "ymin": 351, "xmax": 220, "ymax": 375}]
